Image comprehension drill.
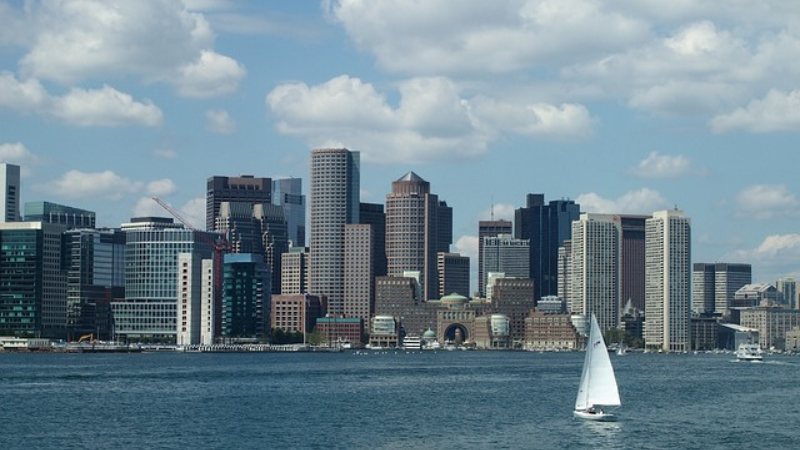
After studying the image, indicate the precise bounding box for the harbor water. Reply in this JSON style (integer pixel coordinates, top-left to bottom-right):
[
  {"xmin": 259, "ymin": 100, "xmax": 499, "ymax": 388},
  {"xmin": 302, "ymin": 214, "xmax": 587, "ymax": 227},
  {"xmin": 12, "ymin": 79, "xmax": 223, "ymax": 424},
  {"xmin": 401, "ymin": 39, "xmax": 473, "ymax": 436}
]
[{"xmin": 1, "ymin": 350, "xmax": 798, "ymax": 449}]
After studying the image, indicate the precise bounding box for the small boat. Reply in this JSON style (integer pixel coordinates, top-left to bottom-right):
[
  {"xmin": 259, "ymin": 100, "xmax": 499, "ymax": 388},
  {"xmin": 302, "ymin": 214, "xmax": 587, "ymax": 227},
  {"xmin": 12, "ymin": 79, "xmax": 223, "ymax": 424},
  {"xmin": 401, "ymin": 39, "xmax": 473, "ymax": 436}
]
[
  {"xmin": 736, "ymin": 343, "xmax": 764, "ymax": 362},
  {"xmin": 574, "ymin": 314, "xmax": 621, "ymax": 421}
]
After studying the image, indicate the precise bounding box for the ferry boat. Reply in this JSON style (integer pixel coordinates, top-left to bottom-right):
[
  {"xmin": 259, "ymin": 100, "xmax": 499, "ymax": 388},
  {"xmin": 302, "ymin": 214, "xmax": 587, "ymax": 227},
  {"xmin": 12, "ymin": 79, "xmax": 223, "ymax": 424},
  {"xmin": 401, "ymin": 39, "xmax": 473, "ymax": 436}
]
[{"xmin": 736, "ymin": 343, "xmax": 764, "ymax": 361}]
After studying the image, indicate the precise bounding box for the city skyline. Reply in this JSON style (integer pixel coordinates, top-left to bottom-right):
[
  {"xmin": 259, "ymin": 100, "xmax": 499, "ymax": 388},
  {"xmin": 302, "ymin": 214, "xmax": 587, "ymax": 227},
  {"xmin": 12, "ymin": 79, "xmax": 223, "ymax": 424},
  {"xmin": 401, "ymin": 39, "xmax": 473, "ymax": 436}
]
[{"xmin": 1, "ymin": 1, "xmax": 799, "ymax": 287}]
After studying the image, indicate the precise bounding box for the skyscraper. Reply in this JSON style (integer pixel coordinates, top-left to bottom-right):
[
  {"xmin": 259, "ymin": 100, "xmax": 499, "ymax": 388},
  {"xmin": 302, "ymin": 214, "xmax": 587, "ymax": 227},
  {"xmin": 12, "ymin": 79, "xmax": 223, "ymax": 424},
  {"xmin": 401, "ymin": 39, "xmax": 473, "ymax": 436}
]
[
  {"xmin": 437, "ymin": 252, "xmax": 470, "ymax": 298},
  {"xmin": 619, "ymin": 215, "xmax": 649, "ymax": 312},
  {"xmin": 478, "ymin": 220, "xmax": 512, "ymax": 297},
  {"xmin": 515, "ymin": 194, "xmax": 580, "ymax": 301},
  {"xmin": 273, "ymin": 178, "xmax": 306, "ymax": 246},
  {"xmin": 309, "ymin": 148, "xmax": 360, "ymax": 315},
  {"xmin": 1, "ymin": 162, "xmax": 21, "ymax": 223},
  {"xmin": 481, "ymin": 234, "xmax": 529, "ymax": 295},
  {"xmin": 24, "ymin": 201, "xmax": 96, "ymax": 229},
  {"xmin": 692, "ymin": 263, "xmax": 751, "ymax": 315},
  {"xmin": 344, "ymin": 224, "xmax": 374, "ymax": 327},
  {"xmin": 385, "ymin": 171, "xmax": 452, "ymax": 301},
  {"xmin": 645, "ymin": 210, "xmax": 691, "ymax": 352},
  {"xmin": 568, "ymin": 214, "xmax": 621, "ymax": 333},
  {"xmin": 206, "ymin": 175, "xmax": 272, "ymax": 231}
]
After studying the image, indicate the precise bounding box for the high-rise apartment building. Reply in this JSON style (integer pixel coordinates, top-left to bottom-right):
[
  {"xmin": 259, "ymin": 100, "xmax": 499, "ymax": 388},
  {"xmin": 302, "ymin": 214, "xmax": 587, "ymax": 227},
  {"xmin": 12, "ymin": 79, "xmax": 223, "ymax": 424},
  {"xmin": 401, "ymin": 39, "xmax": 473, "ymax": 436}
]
[
  {"xmin": 176, "ymin": 252, "xmax": 214, "ymax": 346},
  {"xmin": 0, "ymin": 222, "xmax": 67, "ymax": 338},
  {"xmin": 478, "ymin": 220, "xmax": 513, "ymax": 297},
  {"xmin": 24, "ymin": 201, "xmax": 96, "ymax": 229},
  {"xmin": 112, "ymin": 217, "xmax": 213, "ymax": 341},
  {"xmin": 568, "ymin": 214, "xmax": 622, "ymax": 333},
  {"xmin": 309, "ymin": 148, "xmax": 360, "ymax": 315},
  {"xmin": 481, "ymin": 234, "xmax": 529, "ymax": 296},
  {"xmin": 437, "ymin": 252, "xmax": 470, "ymax": 298},
  {"xmin": 692, "ymin": 263, "xmax": 752, "ymax": 315},
  {"xmin": 645, "ymin": 210, "xmax": 691, "ymax": 352},
  {"xmin": 515, "ymin": 194, "xmax": 580, "ymax": 301},
  {"xmin": 273, "ymin": 178, "xmax": 306, "ymax": 246},
  {"xmin": 281, "ymin": 246, "xmax": 309, "ymax": 294},
  {"xmin": 206, "ymin": 175, "xmax": 272, "ymax": 231},
  {"xmin": 221, "ymin": 253, "xmax": 271, "ymax": 341},
  {"xmin": 1, "ymin": 162, "xmax": 21, "ymax": 223},
  {"xmin": 385, "ymin": 171, "xmax": 452, "ymax": 301}
]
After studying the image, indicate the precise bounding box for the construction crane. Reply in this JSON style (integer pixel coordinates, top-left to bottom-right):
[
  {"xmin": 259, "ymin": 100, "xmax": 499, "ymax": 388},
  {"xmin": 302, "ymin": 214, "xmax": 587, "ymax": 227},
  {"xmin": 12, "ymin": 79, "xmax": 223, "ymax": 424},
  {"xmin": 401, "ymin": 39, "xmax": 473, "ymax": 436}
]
[{"xmin": 151, "ymin": 197, "xmax": 230, "ymax": 292}]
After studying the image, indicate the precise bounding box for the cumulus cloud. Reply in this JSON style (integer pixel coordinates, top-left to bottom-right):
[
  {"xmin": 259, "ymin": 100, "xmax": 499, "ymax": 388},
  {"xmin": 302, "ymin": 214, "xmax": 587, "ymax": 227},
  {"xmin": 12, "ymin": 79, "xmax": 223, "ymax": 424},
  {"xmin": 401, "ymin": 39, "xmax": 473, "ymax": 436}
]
[
  {"xmin": 179, "ymin": 197, "xmax": 207, "ymax": 230},
  {"xmin": 0, "ymin": 142, "xmax": 41, "ymax": 166},
  {"xmin": 8, "ymin": 1, "xmax": 244, "ymax": 97},
  {"xmin": 206, "ymin": 109, "xmax": 236, "ymax": 134},
  {"xmin": 478, "ymin": 203, "xmax": 516, "ymax": 222},
  {"xmin": 454, "ymin": 235, "xmax": 479, "ymax": 266},
  {"xmin": 153, "ymin": 148, "xmax": 179, "ymax": 159},
  {"xmin": 630, "ymin": 151, "xmax": 700, "ymax": 179},
  {"xmin": 735, "ymin": 184, "xmax": 800, "ymax": 220},
  {"xmin": 267, "ymin": 75, "xmax": 594, "ymax": 164},
  {"xmin": 133, "ymin": 197, "xmax": 166, "ymax": 218},
  {"xmin": 38, "ymin": 170, "xmax": 144, "ymax": 200},
  {"xmin": 146, "ymin": 179, "xmax": 178, "ymax": 197},
  {"xmin": 576, "ymin": 188, "xmax": 669, "ymax": 214},
  {"xmin": 0, "ymin": 72, "xmax": 163, "ymax": 127},
  {"xmin": 725, "ymin": 234, "xmax": 800, "ymax": 281},
  {"xmin": 711, "ymin": 89, "xmax": 800, "ymax": 133}
]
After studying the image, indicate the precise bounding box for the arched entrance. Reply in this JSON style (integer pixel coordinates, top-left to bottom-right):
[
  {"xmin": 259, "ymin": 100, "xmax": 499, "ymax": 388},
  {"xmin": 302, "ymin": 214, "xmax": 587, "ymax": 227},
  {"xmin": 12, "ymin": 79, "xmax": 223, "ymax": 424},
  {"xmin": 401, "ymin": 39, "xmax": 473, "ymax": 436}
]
[{"xmin": 444, "ymin": 323, "xmax": 469, "ymax": 344}]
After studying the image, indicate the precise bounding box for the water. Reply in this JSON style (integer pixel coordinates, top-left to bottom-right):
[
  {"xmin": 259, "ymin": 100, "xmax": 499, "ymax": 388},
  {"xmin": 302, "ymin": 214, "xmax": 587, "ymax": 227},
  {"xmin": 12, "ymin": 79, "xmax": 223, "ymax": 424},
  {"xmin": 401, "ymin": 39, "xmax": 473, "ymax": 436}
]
[{"xmin": 1, "ymin": 350, "xmax": 798, "ymax": 449}]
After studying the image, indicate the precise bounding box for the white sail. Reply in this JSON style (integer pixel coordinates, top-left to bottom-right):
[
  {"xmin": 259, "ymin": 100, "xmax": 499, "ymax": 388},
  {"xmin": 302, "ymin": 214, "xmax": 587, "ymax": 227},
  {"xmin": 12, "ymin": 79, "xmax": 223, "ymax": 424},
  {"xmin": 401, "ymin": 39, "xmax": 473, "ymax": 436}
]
[{"xmin": 575, "ymin": 314, "xmax": 621, "ymax": 411}]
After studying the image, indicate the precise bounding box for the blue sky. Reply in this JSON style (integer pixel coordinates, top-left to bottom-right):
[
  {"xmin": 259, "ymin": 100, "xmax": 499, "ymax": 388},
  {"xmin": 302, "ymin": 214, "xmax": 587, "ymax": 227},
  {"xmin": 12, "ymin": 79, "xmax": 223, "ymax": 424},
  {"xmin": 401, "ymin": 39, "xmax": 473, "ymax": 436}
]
[{"xmin": 1, "ymin": 0, "xmax": 799, "ymax": 288}]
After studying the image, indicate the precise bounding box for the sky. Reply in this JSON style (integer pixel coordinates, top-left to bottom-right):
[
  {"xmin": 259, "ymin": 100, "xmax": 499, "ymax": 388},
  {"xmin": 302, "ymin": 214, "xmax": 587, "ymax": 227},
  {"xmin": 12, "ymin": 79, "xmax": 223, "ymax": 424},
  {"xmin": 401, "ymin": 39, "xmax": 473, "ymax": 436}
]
[{"xmin": 1, "ymin": 0, "xmax": 800, "ymax": 290}]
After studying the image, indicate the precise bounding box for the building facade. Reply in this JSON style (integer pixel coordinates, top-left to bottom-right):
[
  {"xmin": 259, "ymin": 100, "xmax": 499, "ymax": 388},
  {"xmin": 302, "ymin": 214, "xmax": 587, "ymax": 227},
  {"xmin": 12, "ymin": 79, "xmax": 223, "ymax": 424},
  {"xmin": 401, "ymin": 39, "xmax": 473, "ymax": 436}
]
[
  {"xmin": 344, "ymin": 224, "xmax": 374, "ymax": 329},
  {"xmin": 0, "ymin": 162, "xmax": 20, "ymax": 223},
  {"xmin": 693, "ymin": 263, "xmax": 752, "ymax": 315},
  {"xmin": 437, "ymin": 252, "xmax": 470, "ymax": 298},
  {"xmin": 24, "ymin": 201, "xmax": 96, "ymax": 229},
  {"xmin": 281, "ymin": 247, "xmax": 309, "ymax": 294},
  {"xmin": 482, "ymin": 234, "xmax": 529, "ymax": 296},
  {"xmin": 272, "ymin": 177, "xmax": 306, "ymax": 247},
  {"xmin": 478, "ymin": 220, "xmax": 512, "ymax": 297},
  {"xmin": 206, "ymin": 175, "xmax": 272, "ymax": 231},
  {"xmin": 644, "ymin": 210, "xmax": 691, "ymax": 352}
]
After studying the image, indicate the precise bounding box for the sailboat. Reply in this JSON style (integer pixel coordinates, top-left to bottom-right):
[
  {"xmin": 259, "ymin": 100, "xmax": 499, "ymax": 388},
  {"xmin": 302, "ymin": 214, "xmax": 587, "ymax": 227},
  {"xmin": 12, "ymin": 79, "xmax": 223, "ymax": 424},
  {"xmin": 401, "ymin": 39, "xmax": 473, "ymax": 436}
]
[{"xmin": 574, "ymin": 314, "xmax": 621, "ymax": 421}]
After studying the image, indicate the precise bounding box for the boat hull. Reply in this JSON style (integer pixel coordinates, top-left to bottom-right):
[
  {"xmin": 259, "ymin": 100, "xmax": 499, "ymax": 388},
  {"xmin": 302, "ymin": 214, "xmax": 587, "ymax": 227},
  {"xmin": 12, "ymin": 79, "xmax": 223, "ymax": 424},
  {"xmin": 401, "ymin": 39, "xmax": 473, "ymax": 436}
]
[{"xmin": 574, "ymin": 410, "xmax": 617, "ymax": 422}]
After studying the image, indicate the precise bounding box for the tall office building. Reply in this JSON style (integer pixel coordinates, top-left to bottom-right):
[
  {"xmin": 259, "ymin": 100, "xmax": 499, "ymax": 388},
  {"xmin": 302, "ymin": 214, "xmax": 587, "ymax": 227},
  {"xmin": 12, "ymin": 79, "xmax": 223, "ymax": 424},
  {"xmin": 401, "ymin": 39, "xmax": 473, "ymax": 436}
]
[
  {"xmin": 112, "ymin": 217, "xmax": 213, "ymax": 341},
  {"xmin": 206, "ymin": 175, "xmax": 272, "ymax": 231},
  {"xmin": 775, "ymin": 277, "xmax": 797, "ymax": 309},
  {"xmin": 221, "ymin": 253, "xmax": 271, "ymax": 340},
  {"xmin": 176, "ymin": 252, "xmax": 214, "ymax": 346},
  {"xmin": 557, "ymin": 240, "xmax": 572, "ymax": 306},
  {"xmin": 281, "ymin": 247, "xmax": 309, "ymax": 294},
  {"xmin": 438, "ymin": 252, "xmax": 470, "ymax": 298},
  {"xmin": 0, "ymin": 222, "xmax": 67, "ymax": 338},
  {"xmin": 344, "ymin": 224, "xmax": 374, "ymax": 327},
  {"xmin": 692, "ymin": 263, "xmax": 751, "ymax": 315},
  {"xmin": 273, "ymin": 178, "xmax": 306, "ymax": 246},
  {"xmin": 515, "ymin": 194, "xmax": 580, "ymax": 301},
  {"xmin": 24, "ymin": 201, "xmax": 96, "ymax": 229},
  {"xmin": 309, "ymin": 148, "xmax": 360, "ymax": 315},
  {"xmin": 360, "ymin": 202, "xmax": 387, "ymax": 278},
  {"xmin": 1, "ymin": 162, "xmax": 21, "ymax": 222},
  {"xmin": 568, "ymin": 214, "xmax": 622, "ymax": 333},
  {"xmin": 481, "ymin": 234, "xmax": 529, "ymax": 296},
  {"xmin": 478, "ymin": 220, "xmax": 513, "ymax": 297},
  {"xmin": 620, "ymin": 215, "xmax": 649, "ymax": 312},
  {"xmin": 645, "ymin": 210, "xmax": 691, "ymax": 352},
  {"xmin": 385, "ymin": 171, "xmax": 452, "ymax": 301}
]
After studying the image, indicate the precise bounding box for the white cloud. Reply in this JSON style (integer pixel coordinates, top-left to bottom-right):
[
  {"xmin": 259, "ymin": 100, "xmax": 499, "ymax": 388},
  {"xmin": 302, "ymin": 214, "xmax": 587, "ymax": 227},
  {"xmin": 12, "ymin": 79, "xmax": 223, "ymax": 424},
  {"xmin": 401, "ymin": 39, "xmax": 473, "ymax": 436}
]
[
  {"xmin": 267, "ymin": 75, "xmax": 594, "ymax": 164},
  {"xmin": 0, "ymin": 72, "xmax": 163, "ymax": 127},
  {"xmin": 630, "ymin": 151, "xmax": 698, "ymax": 179},
  {"xmin": 735, "ymin": 184, "xmax": 800, "ymax": 220},
  {"xmin": 0, "ymin": 142, "xmax": 41, "ymax": 166},
  {"xmin": 577, "ymin": 188, "xmax": 669, "ymax": 214},
  {"xmin": 454, "ymin": 235, "xmax": 479, "ymax": 265},
  {"xmin": 179, "ymin": 197, "xmax": 207, "ymax": 230},
  {"xmin": 478, "ymin": 203, "xmax": 516, "ymax": 222},
  {"xmin": 711, "ymin": 89, "xmax": 800, "ymax": 133},
  {"xmin": 153, "ymin": 148, "xmax": 179, "ymax": 159},
  {"xmin": 725, "ymin": 234, "xmax": 800, "ymax": 281},
  {"xmin": 8, "ymin": 1, "xmax": 244, "ymax": 97},
  {"xmin": 38, "ymin": 170, "xmax": 144, "ymax": 200},
  {"xmin": 206, "ymin": 109, "xmax": 236, "ymax": 134},
  {"xmin": 146, "ymin": 179, "xmax": 178, "ymax": 197},
  {"xmin": 133, "ymin": 196, "xmax": 203, "ymax": 229},
  {"xmin": 133, "ymin": 197, "xmax": 166, "ymax": 218}
]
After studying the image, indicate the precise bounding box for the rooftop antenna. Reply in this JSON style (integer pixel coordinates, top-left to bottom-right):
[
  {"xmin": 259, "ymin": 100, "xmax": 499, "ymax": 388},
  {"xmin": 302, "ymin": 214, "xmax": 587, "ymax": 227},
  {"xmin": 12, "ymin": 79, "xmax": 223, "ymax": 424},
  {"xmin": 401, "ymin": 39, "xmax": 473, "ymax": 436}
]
[{"xmin": 491, "ymin": 196, "xmax": 495, "ymax": 221}]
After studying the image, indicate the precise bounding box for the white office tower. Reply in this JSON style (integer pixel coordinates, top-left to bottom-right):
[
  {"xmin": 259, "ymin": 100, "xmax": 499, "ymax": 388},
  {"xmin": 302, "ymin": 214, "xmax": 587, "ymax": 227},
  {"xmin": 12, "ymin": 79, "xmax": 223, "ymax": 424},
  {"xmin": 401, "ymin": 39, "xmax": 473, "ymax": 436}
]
[
  {"xmin": 645, "ymin": 210, "xmax": 691, "ymax": 352},
  {"xmin": 568, "ymin": 214, "xmax": 622, "ymax": 334},
  {"xmin": 1, "ymin": 162, "xmax": 21, "ymax": 222}
]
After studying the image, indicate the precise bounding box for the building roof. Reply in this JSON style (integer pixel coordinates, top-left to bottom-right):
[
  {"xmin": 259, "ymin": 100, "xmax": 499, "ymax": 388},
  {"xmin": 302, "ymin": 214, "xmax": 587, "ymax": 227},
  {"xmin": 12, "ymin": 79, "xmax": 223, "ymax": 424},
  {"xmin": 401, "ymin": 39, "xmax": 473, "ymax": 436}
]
[{"xmin": 396, "ymin": 171, "xmax": 426, "ymax": 183}]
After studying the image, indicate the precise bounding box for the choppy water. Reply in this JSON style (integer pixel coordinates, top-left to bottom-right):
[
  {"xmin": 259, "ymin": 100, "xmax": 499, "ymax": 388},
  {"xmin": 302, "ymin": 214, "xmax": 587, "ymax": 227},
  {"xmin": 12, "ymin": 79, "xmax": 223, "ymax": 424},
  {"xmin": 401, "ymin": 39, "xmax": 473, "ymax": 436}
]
[{"xmin": 1, "ymin": 350, "xmax": 798, "ymax": 449}]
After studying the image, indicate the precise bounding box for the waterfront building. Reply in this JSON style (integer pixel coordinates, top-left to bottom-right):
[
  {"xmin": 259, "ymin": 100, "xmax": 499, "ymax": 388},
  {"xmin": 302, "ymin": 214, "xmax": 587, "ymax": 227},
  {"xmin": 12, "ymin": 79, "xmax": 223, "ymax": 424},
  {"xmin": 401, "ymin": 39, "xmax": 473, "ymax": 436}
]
[
  {"xmin": 24, "ymin": 201, "xmax": 96, "ymax": 229},
  {"xmin": 272, "ymin": 178, "xmax": 305, "ymax": 246},
  {"xmin": 315, "ymin": 317, "xmax": 362, "ymax": 345},
  {"xmin": 206, "ymin": 175, "xmax": 272, "ymax": 231},
  {"xmin": 619, "ymin": 215, "xmax": 649, "ymax": 312},
  {"xmin": 176, "ymin": 252, "xmax": 214, "ymax": 346},
  {"xmin": 472, "ymin": 314, "xmax": 511, "ymax": 349},
  {"xmin": 374, "ymin": 276, "xmax": 435, "ymax": 337},
  {"xmin": 775, "ymin": 278, "xmax": 797, "ymax": 309},
  {"xmin": 692, "ymin": 263, "xmax": 752, "ymax": 315},
  {"xmin": 63, "ymin": 228, "xmax": 126, "ymax": 338},
  {"xmin": 568, "ymin": 214, "xmax": 621, "ymax": 333},
  {"xmin": 690, "ymin": 315, "xmax": 720, "ymax": 351},
  {"xmin": 485, "ymin": 272, "xmax": 505, "ymax": 301},
  {"xmin": 733, "ymin": 283, "xmax": 779, "ymax": 308},
  {"xmin": 112, "ymin": 217, "xmax": 213, "ymax": 342},
  {"xmin": 740, "ymin": 307, "xmax": 800, "ymax": 350},
  {"xmin": 644, "ymin": 210, "xmax": 691, "ymax": 352},
  {"xmin": 482, "ymin": 234, "xmax": 529, "ymax": 297},
  {"xmin": 437, "ymin": 252, "xmax": 470, "ymax": 299},
  {"xmin": 0, "ymin": 222, "xmax": 67, "ymax": 338},
  {"xmin": 370, "ymin": 315, "xmax": 399, "ymax": 348},
  {"xmin": 221, "ymin": 253, "xmax": 271, "ymax": 341},
  {"xmin": 309, "ymin": 148, "xmax": 360, "ymax": 316},
  {"xmin": 0, "ymin": 162, "xmax": 20, "ymax": 223},
  {"xmin": 490, "ymin": 277, "xmax": 536, "ymax": 345},
  {"xmin": 270, "ymin": 293, "xmax": 324, "ymax": 336},
  {"xmin": 344, "ymin": 224, "xmax": 374, "ymax": 329},
  {"xmin": 281, "ymin": 247, "xmax": 309, "ymax": 294},
  {"xmin": 514, "ymin": 194, "xmax": 580, "ymax": 301},
  {"xmin": 478, "ymin": 220, "xmax": 512, "ymax": 297},
  {"xmin": 537, "ymin": 296, "xmax": 567, "ymax": 314},
  {"xmin": 557, "ymin": 239, "xmax": 572, "ymax": 309},
  {"xmin": 385, "ymin": 171, "xmax": 452, "ymax": 301},
  {"xmin": 524, "ymin": 311, "xmax": 581, "ymax": 351}
]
